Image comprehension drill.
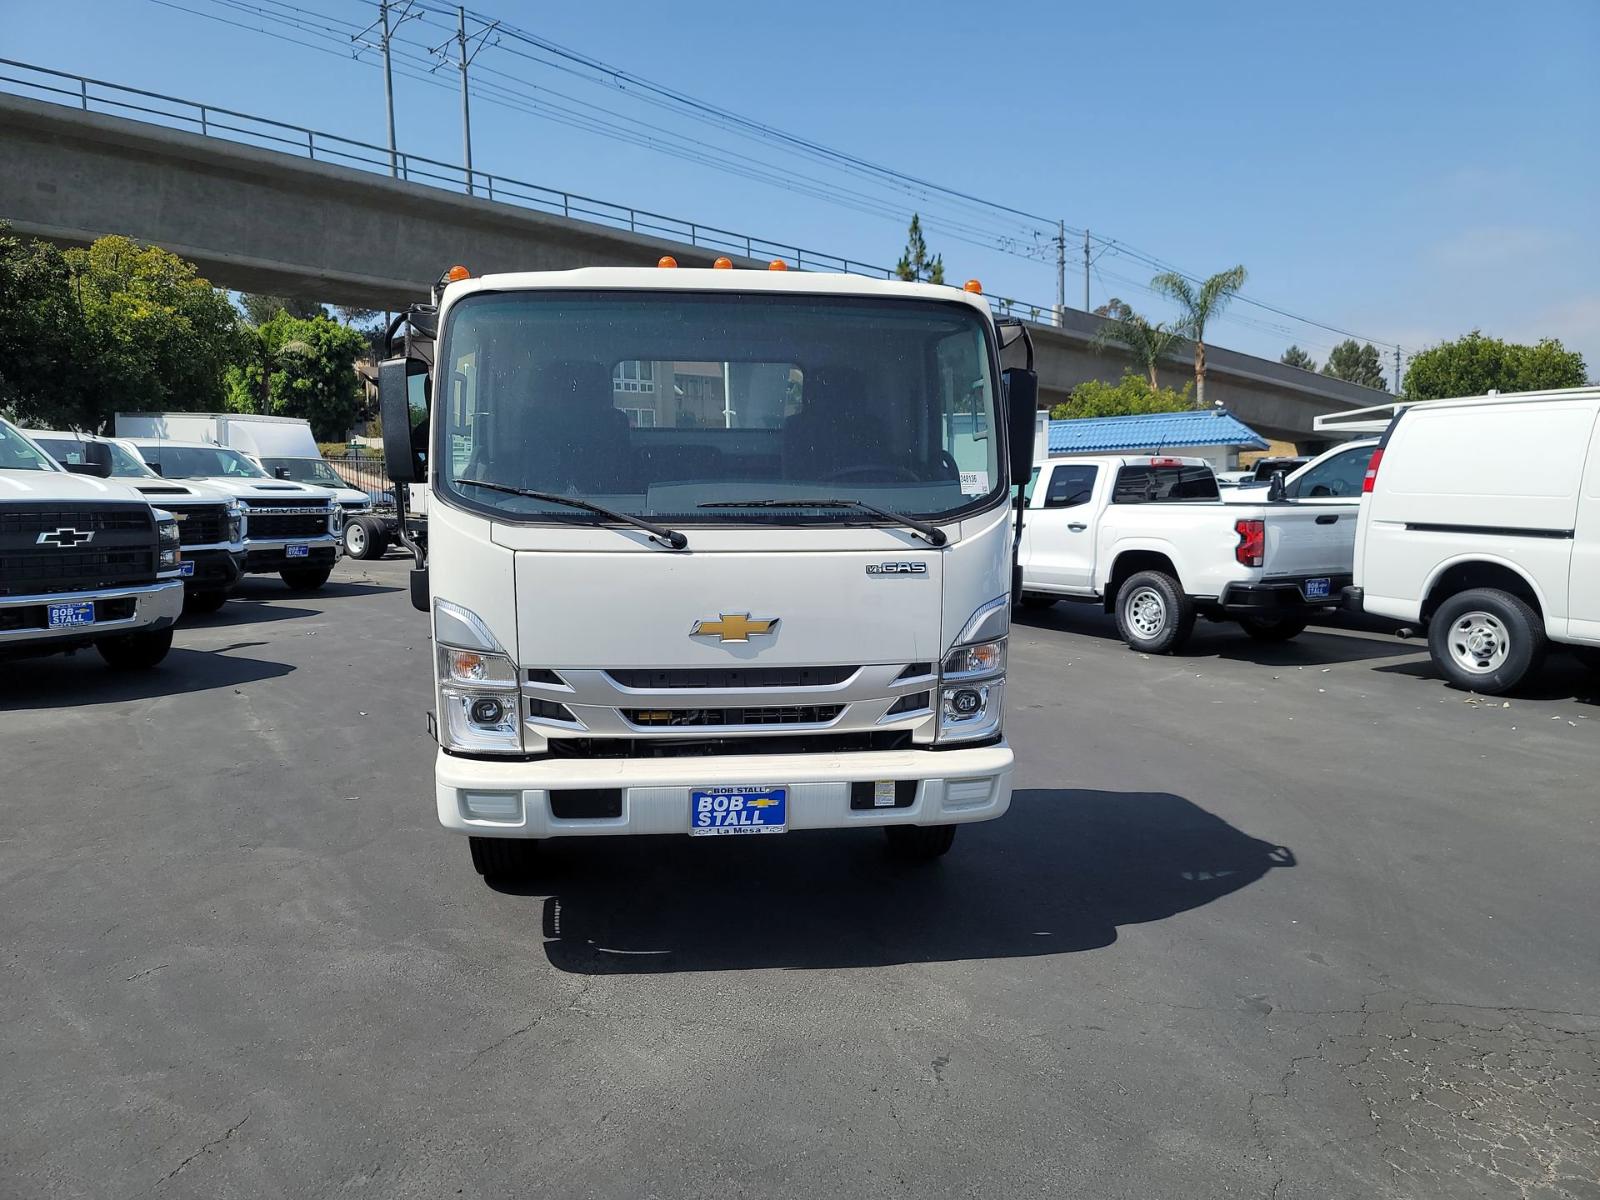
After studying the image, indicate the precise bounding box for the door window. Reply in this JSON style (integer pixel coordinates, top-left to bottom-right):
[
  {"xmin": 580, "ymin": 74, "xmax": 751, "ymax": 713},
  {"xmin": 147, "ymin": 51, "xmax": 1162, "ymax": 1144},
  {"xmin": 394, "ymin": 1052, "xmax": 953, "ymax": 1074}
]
[
  {"xmin": 1291, "ymin": 445, "xmax": 1372, "ymax": 498},
  {"xmin": 1044, "ymin": 464, "xmax": 1098, "ymax": 508}
]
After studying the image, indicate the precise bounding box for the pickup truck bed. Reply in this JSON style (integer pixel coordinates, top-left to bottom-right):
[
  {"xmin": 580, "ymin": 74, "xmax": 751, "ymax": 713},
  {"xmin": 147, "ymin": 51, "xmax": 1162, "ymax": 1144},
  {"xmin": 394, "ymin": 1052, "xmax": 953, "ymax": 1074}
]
[{"xmin": 1017, "ymin": 455, "xmax": 1354, "ymax": 652}]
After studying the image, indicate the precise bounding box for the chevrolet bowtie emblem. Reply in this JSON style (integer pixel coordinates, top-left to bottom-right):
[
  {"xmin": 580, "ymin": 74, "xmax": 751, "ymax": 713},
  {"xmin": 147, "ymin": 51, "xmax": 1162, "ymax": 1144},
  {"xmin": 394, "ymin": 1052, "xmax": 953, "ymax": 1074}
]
[{"xmin": 691, "ymin": 613, "xmax": 779, "ymax": 643}]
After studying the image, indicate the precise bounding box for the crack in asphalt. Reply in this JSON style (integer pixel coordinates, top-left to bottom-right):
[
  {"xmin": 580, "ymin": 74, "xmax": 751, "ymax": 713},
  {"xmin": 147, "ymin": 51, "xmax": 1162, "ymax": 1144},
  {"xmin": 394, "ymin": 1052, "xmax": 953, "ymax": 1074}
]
[
  {"xmin": 144, "ymin": 1113, "xmax": 250, "ymax": 1192},
  {"xmin": 463, "ymin": 979, "xmax": 595, "ymax": 1071}
]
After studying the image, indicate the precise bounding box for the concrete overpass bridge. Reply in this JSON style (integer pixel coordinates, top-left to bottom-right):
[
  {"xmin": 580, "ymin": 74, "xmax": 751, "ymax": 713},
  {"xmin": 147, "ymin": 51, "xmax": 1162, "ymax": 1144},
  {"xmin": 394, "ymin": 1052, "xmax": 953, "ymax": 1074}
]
[{"xmin": 0, "ymin": 67, "xmax": 1388, "ymax": 447}]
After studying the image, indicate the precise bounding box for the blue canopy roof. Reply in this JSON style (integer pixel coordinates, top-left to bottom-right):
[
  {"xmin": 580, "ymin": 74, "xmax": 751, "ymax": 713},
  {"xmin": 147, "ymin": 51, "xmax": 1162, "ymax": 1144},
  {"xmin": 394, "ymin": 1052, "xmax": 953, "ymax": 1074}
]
[{"xmin": 1047, "ymin": 409, "xmax": 1269, "ymax": 455}]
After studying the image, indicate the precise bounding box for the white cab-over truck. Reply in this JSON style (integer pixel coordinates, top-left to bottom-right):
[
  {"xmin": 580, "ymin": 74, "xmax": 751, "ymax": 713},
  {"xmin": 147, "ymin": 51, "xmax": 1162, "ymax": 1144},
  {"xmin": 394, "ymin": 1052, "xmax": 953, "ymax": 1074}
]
[
  {"xmin": 1018, "ymin": 455, "xmax": 1354, "ymax": 652},
  {"xmin": 0, "ymin": 418, "xmax": 184, "ymax": 669},
  {"xmin": 376, "ymin": 264, "xmax": 1039, "ymax": 883}
]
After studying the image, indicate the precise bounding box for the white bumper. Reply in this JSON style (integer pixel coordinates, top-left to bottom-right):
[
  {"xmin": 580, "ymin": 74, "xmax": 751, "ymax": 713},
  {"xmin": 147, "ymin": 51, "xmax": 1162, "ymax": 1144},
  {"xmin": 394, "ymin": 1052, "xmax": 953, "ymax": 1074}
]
[
  {"xmin": 436, "ymin": 743, "xmax": 1014, "ymax": 838},
  {"xmin": 0, "ymin": 579, "xmax": 184, "ymax": 648}
]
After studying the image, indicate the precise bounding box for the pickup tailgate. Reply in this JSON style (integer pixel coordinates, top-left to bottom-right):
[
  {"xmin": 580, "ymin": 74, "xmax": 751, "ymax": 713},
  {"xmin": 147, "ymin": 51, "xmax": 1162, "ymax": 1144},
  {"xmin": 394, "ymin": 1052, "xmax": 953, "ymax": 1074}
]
[{"xmin": 1260, "ymin": 503, "xmax": 1355, "ymax": 579}]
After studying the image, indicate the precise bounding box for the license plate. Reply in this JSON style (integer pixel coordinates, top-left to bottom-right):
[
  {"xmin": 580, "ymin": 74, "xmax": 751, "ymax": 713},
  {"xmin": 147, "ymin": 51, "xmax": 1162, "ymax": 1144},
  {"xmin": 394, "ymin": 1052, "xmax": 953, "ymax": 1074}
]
[
  {"xmin": 179, "ymin": 561, "xmax": 196, "ymax": 577},
  {"xmin": 690, "ymin": 786, "xmax": 787, "ymax": 836},
  {"xmin": 1305, "ymin": 577, "xmax": 1332, "ymax": 600},
  {"xmin": 47, "ymin": 601, "xmax": 96, "ymax": 628},
  {"xmin": 286, "ymin": 544, "xmax": 310, "ymax": 558}
]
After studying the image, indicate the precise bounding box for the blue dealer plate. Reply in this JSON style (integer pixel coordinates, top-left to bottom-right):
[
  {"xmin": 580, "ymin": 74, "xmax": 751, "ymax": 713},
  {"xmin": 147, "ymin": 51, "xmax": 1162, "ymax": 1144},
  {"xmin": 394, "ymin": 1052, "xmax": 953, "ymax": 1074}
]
[
  {"xmin": 47, "ymin": 601, "xmax": 96, "ymax": 628},
  {"xmin": 690, "ymin": 786, "xmax": 788, "ymax": 836},
  {"xmin": 179, "ymin": 561, "xmax": 196, "ymax": 576},
  {"xmin": 1305, "ymin": 577, "xmax": 1332, "ymax": 600},
  {"xmin": 286, "ymin": 544, "xmax": 310, "ymax": 558}
]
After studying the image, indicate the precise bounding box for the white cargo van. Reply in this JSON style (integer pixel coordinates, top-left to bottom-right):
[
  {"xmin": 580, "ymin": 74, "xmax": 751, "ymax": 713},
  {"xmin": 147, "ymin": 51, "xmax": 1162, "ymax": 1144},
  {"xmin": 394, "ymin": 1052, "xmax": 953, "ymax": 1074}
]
[{"xmin": 1333, "ymin": 386, "xmax": 1600, "ymax": 694}]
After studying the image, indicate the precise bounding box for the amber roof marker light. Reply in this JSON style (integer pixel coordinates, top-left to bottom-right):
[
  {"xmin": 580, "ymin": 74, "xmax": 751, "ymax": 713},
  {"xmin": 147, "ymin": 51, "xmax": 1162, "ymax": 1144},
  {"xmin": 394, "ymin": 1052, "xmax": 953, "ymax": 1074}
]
[
  {"xmin": 963, "ymin": 279, "xmax": 983, "ymax": 294},
  {"xmin": 444, "ymin": 264, "xmax": 472, "ymax": 282},
  {"xmin": 713, "ymin": 257, "xmax": 733, "ymax": 269},
  {"xmin": 658, "ymin": 255, "xmax": 679, "ymax": 268},
  {"xmin": 768, "ymin": 259, "xmax": 789, "ymax": 271}
]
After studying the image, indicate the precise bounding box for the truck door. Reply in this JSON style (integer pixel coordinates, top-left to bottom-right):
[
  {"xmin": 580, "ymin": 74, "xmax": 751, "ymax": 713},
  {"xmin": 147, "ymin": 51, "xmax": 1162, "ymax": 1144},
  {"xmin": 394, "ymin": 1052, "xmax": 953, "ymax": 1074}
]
[
  {"xmin": 1022, "ymin": 463, "xmax": 1100, "ymax": 593},
  {"xmin": 1568, "ymin": 410, "xmax": 1600, "ymax": 643}
]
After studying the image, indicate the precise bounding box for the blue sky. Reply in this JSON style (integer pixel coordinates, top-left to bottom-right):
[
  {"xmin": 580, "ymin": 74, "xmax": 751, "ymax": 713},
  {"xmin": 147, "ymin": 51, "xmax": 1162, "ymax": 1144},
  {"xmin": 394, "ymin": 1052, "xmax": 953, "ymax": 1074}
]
[{"xmin": 5, "ymin": 0, "xmax": 1597, "ymax": 375}]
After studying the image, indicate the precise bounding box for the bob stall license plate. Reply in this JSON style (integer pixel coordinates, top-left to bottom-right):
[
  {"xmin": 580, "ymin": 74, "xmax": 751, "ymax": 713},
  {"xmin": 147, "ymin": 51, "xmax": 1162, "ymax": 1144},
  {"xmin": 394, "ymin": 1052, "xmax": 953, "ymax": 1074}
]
[
  {"xmin": 690, "ymin": 786, "xmax": 787, "ymax": 836},
  {"xmin": 47, "ymin": 601, "xmax": 96, "ymax": 628},
  {"xmin": 1305, "ymin": 577, "xmax": 1332, "ymax": 600},
  {"xmin": 286, "ymin": 544, "xmax": 310, "ymax": 558}
]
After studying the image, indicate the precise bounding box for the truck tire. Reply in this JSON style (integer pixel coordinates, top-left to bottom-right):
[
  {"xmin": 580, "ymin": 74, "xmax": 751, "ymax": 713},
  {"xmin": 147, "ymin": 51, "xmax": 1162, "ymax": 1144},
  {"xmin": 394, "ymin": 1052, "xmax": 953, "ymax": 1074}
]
[
  {"xmin": 96, "ymin": 628, "xmax": 174, "ymax": 670},
  {"xmin": 884, "ymin": 823, "xmax": 957, "ymax": 862},
  {"xmin": 1115, "ymin": 570, "xmax": 1195, "ymax": 655},
  {"xmin": 469, "ymin": 836, "xmax": 539, "ymax": 884},
  {"xmin": 184, "ymin": 590, "xmax": 228, "ymax": 615},
  {"xmin": 1428, "ymin": 588, "xmax": 1546, "ymax": 695},
  {"xmin": 1018, "ymin": 593, "xmax": 1058, "ymax": 611},
  {"xmin": 343, "ymin": 517, "xmax": 378, "ymax": 560},
  {"xmin": 280, "ymin": 566, "xmax": 332, "ymax": 591},
  {"xmin": 1239, "ymin": 614, "xmax": 1309, "ymax": 642}
]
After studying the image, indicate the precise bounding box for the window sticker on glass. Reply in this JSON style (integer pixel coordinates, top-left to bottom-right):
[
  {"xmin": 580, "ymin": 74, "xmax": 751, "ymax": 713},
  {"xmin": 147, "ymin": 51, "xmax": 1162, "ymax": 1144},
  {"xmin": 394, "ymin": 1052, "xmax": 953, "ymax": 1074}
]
[{"xmin": 960, "ymin": 470, "xmax": 989, "ymax": 495}]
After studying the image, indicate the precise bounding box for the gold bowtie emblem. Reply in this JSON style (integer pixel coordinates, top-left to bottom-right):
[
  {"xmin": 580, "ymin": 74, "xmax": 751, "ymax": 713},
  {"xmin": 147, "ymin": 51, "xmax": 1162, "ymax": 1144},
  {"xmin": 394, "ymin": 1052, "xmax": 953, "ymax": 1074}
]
[{"xmin": 691, "ymin": 613, "xmax": 779, "ymax": 643}]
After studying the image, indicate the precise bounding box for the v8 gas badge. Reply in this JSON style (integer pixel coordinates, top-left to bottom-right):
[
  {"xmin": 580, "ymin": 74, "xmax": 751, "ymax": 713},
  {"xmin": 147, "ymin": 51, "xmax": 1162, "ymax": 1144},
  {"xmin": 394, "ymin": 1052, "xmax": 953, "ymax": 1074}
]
[{"xmin": 865, "ymin": 562, "xmax": 928, "ymax": 576}]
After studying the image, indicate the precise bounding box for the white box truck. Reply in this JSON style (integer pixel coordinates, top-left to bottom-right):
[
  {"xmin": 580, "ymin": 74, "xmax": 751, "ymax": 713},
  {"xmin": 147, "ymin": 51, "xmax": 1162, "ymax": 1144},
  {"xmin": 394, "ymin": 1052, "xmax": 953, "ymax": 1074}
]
[
  {"xmin": 1320, "ymin": 385, "xmax": 1600, "ymax": 694},
  {"xmin": 375, "ymin": 263, "xmax": 1038, "ymax": 884}
]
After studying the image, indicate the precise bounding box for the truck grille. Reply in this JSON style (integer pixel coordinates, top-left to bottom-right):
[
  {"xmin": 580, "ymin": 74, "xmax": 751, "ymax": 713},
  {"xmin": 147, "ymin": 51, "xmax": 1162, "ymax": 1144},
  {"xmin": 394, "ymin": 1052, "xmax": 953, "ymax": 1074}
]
[
  {"xmin": 606, "ymin": 666, "xmax": 857, "ymax": 689},
  {"xmin": 244, "ymin": 503, "xmax": 328, "ymax": 539},
  {"xmin": 172, "ymin": 504, "xmax": 230, "ymax": 547},
  {"xmin": 0, "ymin": 502, "xmax": 157, "ymax": 596},
  {"xmin": 622, "ymin": 704, "xmax": 843, "ymax": 728}
]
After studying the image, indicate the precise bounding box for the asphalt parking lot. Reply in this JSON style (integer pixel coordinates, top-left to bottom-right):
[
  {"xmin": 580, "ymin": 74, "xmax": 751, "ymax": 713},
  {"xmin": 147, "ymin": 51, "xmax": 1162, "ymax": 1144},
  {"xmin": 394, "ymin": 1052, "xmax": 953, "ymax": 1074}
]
[{"xmin": 3, "ymin": 556, "xmax": 1596, "ymax": 1200}]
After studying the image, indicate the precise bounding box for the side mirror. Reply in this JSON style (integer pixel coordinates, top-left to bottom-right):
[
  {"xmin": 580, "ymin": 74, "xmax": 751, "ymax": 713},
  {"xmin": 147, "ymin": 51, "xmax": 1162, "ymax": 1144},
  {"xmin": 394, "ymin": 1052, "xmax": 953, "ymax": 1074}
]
[
  {"xmin": 64, "ymin": 460, "xmax": 111, "ymax": 478},
  {"xmin": 1267, "ymin": 470, "xmax": 1288, "ymax": 502},
  {"xmin": 380, "ymin": 357, "xmax": 428, "ymax": 484},
  {"xmin": 1002, "ymin": 368, "xmax": 1038, "ymax": 486}
]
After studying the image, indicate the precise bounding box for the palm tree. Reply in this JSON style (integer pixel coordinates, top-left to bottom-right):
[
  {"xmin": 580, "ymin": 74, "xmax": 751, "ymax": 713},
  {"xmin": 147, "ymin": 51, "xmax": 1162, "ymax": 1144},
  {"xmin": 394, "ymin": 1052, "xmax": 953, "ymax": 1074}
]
[
  {"xmin": 1091, "ymin": 299, "xmax": 1184, "ymax": 391},
  {"xmin": 1151, "ymin": 265, "xmax": 1247, "ymax": 407}
]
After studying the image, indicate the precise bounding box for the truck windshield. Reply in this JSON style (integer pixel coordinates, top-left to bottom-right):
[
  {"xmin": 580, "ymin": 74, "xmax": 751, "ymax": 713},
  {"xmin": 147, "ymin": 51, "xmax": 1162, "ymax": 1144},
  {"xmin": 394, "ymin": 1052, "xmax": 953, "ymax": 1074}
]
[
  {"xmin": 0, "ymin": 423, "xmax": 59, "ymax": 472},
  {"xmin": 435, "ymin": 290, "xmax": 1003, "ymax": 524},
  {"xmin": 261, "ymin": 457, "xmax": 347, "ymax": 488},
  {"xmin": 143, "ymin": 446, "xmax": 268, "ymax": 480}
]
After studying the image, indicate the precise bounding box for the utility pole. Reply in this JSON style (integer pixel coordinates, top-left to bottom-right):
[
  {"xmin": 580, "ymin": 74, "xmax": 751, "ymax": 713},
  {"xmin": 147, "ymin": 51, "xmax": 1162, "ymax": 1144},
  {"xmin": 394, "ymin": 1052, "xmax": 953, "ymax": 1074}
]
[
  {"xmin": 1083, "ymin": 229, "xmax": 1091, "ymax": 312},
  {"xmin": 1394, "ymin": 345, "xmax": 1403, "ymax": 394},
  {"xmin": 1054, "ymin": 219, "xmax": 1065, "ymax": 325},
  {"xmin": 438, "ymin": 6, "xmax": 499, "ymax": 195},
  {"xmin": 354, "ymin": 1, "xmax": 420, "ymax": 178}
]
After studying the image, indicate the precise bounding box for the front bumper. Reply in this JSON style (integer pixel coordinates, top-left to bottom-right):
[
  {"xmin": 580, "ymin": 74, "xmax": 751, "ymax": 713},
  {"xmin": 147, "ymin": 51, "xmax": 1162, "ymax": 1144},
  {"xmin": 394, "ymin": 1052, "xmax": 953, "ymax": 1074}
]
[
  {"xmin": 435, "ymin": 743, "xmax": 1015, "ymax": 838},
  {"xmin": 0, "ymin": 579, "xmax": 184, "ymax": 648},
  {"xmin": 244, "ymin": 539, "xmax": 340, "ymax": 573},
  {"xmin": 1217, "ymin": 574, "xmax": 1353, "ymax": 613},
  {"xmin": 181, "ymin": 547, "xmax": 245, "ymax": 592}
]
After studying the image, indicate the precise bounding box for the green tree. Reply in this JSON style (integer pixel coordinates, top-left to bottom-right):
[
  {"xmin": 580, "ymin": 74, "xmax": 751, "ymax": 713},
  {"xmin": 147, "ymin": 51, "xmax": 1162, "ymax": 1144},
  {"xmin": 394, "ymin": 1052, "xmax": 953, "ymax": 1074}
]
[
  {"xmin": 1151, "ymin": 264, "xmax": 1248, "ymax": 407},
  {"xmin": 1280, "ymin": 345, "xmax": 1318, "ymax": 371},
  {"xmin": 1092, "ymin": 298, "xmax": 1184, "ymax": 391},
  {"xmin": 1322, "ymin": 339, "xmax": 1389, "ymax": 391},
  {"xmin": 239, "ymin": 293, "xmax": 327, "ymax": 324},
  {"xmin": 0, "ymin": 227, "xmax": 96, "ymax": 429},
  {"xmin": 894, "ymin": 214, "xmax": 944, "ymax": 285},
  {"xmin": 1402, "ymin": 331, "xmax": 1588, "ymax": 401},
  {"xmin": 224, "ymin": 312, "xmax": 366, "ymax": 441},
  {"xmin": 1049, "ymin": 372, "xmax": 1195, "ymax": 420}
]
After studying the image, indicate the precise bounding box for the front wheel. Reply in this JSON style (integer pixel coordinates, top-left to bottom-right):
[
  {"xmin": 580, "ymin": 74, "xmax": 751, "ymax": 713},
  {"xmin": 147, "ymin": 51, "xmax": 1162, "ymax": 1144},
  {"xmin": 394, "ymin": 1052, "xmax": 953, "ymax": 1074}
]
[
  {"xmin": 96, "ymin": 628, "xmax": 174, "ymax": 670},
  {"xmin": 1427, "ymin": 588, "xmax": 1545, "ymax": 695},
  {"xmin": 469, "ymin": 836, "xmax": 540, "ymax": 885},
  {"xmin": 1239, "ymin": 614, "xmax": 1309, "ymax": 642},
  {"xmin": 280, "ymin": 566, "xmax": 332, "ymax": 591},
  {"xmin": 1114, "ymin": 570, "xmax": 1196, "ymax": 654},
  {"xmin": 884, "ymin": 824, "xmax": 956, "ymax": 862}
]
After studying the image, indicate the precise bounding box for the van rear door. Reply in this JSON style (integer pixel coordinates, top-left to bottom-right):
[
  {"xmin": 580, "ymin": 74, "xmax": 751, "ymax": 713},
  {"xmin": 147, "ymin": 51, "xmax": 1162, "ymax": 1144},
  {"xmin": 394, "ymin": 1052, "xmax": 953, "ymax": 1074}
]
[{"xmin": 1568, "ymin": 410, "xmax": 1600, "ymax": 643}]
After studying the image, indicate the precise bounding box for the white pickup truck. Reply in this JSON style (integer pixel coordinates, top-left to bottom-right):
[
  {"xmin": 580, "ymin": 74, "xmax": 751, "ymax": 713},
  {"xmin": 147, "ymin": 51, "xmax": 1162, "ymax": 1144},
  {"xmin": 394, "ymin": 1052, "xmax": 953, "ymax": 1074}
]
[{"xmin": 1017, "ymin": 455, "xmax": 1354, "ymax": 652}]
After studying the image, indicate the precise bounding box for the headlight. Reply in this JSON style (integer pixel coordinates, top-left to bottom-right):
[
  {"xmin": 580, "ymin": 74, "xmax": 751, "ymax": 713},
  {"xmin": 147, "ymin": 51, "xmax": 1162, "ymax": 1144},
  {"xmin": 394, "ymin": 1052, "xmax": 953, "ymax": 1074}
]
[
  {"xmin": 936, "ymin": 636, "xmax": 1005, "ymax": 743},
  {"xmin": 226, "ymin": 501, "xmax": 244, "ymax": 543},
  {"xmin": 435, "ymin": 614, "xmax": 522, "ymax": 754},
  {"xmin": 329, "ymin": 505, "xmax": 344, "ymax": 533},
  {"xmin": 155, "ymin": 513, "xmax": 182, "ymax": 569}
]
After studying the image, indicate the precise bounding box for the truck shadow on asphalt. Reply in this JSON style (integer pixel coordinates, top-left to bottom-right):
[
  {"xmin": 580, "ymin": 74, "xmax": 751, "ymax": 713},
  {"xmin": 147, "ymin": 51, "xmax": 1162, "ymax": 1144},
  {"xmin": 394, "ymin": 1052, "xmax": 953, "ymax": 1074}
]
[
  {"xmin": 518, "ymin": 788, "xmax": 1295, "ymax": 974},
  {"xmin": 0, "ymin": 645, "xmax": 294, "ymax": 710},
  {"xmin": 1374, "ymin": 653, "xmax": 1600, "ymax": 705},
  {"xmin": 1015, "ymin": 605, "xmax": 1418, "ymax": 668}
]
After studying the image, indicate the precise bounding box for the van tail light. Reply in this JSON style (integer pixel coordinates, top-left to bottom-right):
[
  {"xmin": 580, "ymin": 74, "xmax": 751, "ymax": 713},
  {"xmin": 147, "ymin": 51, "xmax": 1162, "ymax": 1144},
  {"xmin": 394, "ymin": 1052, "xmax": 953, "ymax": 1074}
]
[
  {"xmin": 1361, "ymin": 448, "xmax": 1384, "ymax": 494},
  {"xmin": 1235, "ymin": 518, "xmax": 1265, "ymax": 567}
]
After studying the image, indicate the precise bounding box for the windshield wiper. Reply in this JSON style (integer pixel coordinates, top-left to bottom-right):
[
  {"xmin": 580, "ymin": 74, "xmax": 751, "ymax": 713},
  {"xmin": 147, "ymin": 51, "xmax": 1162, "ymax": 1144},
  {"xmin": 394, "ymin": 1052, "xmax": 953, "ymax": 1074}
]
[
  {"xmin": 456, "ymin": 479, "xmax": 688, "ymax": 549},
  {"xmin": 698, "ymin": 498, "xmax": 947, "ymax": 546}
]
